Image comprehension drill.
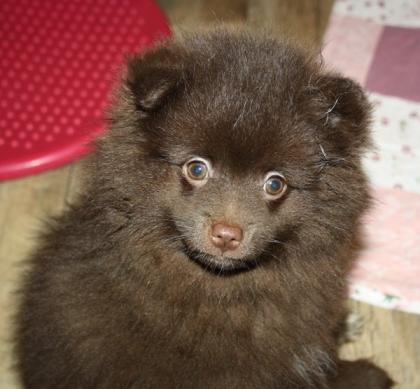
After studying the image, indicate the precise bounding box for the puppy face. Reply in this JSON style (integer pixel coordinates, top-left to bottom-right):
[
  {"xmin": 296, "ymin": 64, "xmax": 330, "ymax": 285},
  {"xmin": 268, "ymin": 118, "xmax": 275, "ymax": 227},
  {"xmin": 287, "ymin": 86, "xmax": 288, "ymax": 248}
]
[
  {"xmin": 151, "ymin": 101, "xmax": 321, "ymax": 272},
  {"xmin": 102, "ymin": 31, "xmax": 371, "ymax": 273}
]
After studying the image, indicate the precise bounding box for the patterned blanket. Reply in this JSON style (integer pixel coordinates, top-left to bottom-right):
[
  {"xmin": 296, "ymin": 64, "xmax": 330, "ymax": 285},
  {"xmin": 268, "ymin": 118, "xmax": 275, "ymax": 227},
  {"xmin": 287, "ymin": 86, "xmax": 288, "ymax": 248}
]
[{"xmin": 323, "ymin": 0, "xmax": 420, "ymax": 314}]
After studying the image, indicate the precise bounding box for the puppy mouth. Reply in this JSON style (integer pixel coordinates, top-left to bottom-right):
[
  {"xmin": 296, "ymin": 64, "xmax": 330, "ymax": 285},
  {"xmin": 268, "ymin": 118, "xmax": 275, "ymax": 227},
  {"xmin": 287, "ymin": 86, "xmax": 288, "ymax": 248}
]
[
  {"xmin": 164, "ymin": 213, "xmax": 265, "ymax": 274},
  {"xmin": 180, "ymin": 239, "xmax": 258, "ymax": 274}
]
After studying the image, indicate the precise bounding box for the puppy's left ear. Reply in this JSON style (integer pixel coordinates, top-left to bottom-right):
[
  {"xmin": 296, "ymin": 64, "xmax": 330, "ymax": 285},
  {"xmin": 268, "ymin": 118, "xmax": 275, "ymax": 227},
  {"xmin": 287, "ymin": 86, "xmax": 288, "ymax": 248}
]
[
  {"xmin": 126, "ymin": 44, "xmax": 185, "ymax": 114},
  {"xmin": 316, "ymin": 75, "xmax": 372, "ymax": 157}
]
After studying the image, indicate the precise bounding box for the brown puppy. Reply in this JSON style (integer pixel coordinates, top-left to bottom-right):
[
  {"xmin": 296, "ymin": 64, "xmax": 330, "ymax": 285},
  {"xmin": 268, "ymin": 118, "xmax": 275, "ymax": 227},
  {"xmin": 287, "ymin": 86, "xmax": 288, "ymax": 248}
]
[{"xmin": 15, "ymin": 29, "xmax": 393, "ymax": 388}]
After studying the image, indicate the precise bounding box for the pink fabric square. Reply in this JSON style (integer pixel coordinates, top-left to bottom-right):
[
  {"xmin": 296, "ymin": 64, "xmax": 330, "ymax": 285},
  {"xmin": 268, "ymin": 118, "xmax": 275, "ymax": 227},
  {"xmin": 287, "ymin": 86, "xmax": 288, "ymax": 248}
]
[
  {"xmin": 323, "ymin": 15, "xmax": 383, "ymax": 85},
  {"xmin": 366, "ymin": 26, "xmax": 420, "ymax": 102},
  {"xmin": 350, "ymin": 187, "xmax": 420, "ymax": 313}
]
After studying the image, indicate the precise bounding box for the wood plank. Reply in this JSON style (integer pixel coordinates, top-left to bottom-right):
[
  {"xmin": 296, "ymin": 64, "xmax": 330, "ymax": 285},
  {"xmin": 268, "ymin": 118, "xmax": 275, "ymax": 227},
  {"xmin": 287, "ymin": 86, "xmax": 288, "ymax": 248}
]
[
  {"xmin": 247, "ymin": 0, "xmax": 328, "ymax": 44},
  {"xmin": 340, "ymin": 300, "xmax": 420, "ymax": 388},
  {"xmin": 317, "ymin": 0, "xmax": 335, "ymax": 41},
  {"xmin": 65, "ymin": 160, "xmax": 85, "ymax": 204},
  {"xmin": 158, "ymin": 0, "xmax": 247, "ymax": 32},
  {"xmin": 0, "ymin": 166, "xmax": 72, "ymax": 389}
]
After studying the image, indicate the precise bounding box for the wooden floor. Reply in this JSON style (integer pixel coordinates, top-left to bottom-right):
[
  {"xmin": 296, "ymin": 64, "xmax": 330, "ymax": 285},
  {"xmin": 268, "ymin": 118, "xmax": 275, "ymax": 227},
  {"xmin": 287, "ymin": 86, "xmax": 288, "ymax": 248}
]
[{"xmin": 0, "ymin": 1, "xmax": 419, "ymax": 388}]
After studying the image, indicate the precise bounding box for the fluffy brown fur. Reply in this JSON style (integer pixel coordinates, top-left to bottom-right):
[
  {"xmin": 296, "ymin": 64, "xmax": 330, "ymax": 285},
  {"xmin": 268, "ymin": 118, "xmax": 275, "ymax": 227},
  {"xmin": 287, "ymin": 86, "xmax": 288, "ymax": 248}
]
[{"xmin": 15, "ymin": 29, "xmax": 393, "ymax": 388}]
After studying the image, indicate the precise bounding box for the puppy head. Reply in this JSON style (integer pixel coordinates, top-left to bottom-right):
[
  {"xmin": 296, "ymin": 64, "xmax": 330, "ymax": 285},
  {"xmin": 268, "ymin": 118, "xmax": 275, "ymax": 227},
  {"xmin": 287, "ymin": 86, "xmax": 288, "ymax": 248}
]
[{"xmin": 99, "ymin": 30, "xmax": 372, "ymax": 273}]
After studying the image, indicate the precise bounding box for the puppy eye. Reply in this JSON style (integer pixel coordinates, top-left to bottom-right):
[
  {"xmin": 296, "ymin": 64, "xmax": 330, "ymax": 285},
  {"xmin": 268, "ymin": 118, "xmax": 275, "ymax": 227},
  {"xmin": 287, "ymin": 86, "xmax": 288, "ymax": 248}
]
[
  {"xmin": 182, "ymin": 157, "xmax": 211, "ymax": 185},
  {"xmin": 263, "ymin": 173, "xmax": 287, "ymax": 199},
  {"xmin": 187, "ymin": 161, "xmax": 207, "ymax": 179}
]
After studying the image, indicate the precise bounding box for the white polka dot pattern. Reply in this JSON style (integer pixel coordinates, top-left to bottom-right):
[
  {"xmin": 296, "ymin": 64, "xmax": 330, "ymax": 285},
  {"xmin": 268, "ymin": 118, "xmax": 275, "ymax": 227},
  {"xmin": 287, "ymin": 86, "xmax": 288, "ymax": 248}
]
[{"xmin": 0, "ymin": 0, "xmax": 170, "ymax": 180}]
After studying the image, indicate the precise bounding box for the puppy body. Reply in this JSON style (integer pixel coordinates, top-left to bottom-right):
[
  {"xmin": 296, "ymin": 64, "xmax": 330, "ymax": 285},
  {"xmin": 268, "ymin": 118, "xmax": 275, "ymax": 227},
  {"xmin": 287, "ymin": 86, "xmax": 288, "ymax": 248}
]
[{"xmin": 16, "ymin": 30, "xmax": 392, "ymax": 388}]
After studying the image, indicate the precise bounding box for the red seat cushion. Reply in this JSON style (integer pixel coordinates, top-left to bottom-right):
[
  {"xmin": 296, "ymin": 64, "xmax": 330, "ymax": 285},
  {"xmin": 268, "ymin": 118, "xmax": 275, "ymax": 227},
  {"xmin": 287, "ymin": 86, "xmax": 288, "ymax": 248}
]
[{"xmin": 0, "ymin": 0, "xmax": 171, "ymax": 180}]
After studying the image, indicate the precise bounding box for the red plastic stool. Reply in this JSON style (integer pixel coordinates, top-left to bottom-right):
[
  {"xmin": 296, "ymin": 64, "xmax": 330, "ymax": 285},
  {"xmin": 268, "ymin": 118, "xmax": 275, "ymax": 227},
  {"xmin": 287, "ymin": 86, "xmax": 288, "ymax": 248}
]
[{"xmin": 0, "ymin": 0, "xmax": 171, "ymax": 180}]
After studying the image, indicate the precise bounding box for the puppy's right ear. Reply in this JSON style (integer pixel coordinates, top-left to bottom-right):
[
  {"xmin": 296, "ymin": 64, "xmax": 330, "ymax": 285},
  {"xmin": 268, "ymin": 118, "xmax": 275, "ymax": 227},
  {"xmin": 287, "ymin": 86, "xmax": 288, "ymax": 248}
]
[{"xmin": 126, "ymin": 44, "xmax": 185, "ymax": 114}]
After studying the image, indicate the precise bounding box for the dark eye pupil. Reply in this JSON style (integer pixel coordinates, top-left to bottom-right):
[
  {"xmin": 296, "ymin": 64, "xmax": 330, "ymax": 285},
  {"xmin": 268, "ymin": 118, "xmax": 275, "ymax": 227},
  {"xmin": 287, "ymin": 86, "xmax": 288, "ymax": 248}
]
[
  {"xmin": 191, "ymin": 164, "xmax": 204, "ymax": 176},
  {"xmin": 187, "ymin": 162, "xmax": 208, "ymax": 179},
  {"xmin": 265, "ymin": 176, "xmax": 285, "ymax": 196},
  {"xmin": 269, "ymin": 179, "xmax": 281, "ymax": 192},
  {"xmin": 270, "ymin": 180, "xmax": 281, "ymax": 192}
]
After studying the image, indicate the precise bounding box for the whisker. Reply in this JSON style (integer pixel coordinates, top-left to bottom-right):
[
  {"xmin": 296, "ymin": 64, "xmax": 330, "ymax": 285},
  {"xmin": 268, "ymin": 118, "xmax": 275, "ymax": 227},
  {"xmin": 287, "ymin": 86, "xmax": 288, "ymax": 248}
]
[{"xmin": 266, "ymin": 238, "xmax": 286, "ymax": 246}]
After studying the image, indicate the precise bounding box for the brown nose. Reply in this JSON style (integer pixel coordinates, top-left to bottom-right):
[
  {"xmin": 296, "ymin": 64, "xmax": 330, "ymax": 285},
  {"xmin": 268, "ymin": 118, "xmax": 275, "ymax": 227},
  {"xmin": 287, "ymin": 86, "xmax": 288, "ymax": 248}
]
[{"xmin": 211, "ymin": 223, "xmax": 243, "ymax": 252}]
